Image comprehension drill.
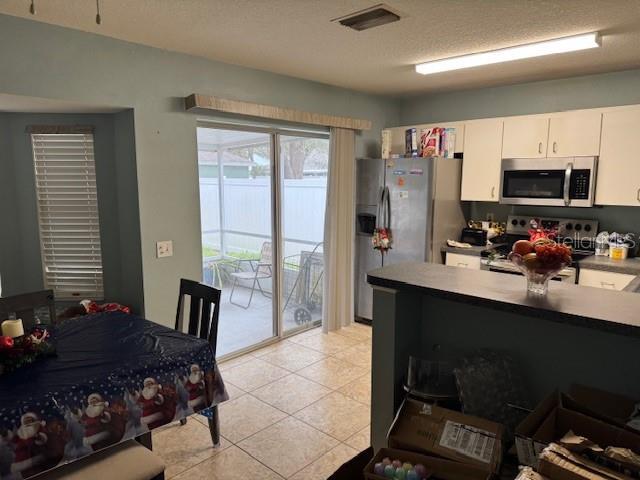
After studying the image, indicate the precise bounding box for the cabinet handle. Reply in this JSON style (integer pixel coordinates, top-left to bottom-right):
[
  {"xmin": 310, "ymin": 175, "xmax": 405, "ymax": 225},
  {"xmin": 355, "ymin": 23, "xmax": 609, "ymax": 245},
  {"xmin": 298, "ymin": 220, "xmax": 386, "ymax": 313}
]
[
  {"xmin": 491, "ymin": 186, "xmax": 495, "ymax": 198},
  {"xmin": 553, "ymin": 141, "xmax": 557, "ymax": 153},
  {"xmin": 637, "ymin": 188, "xmax": 640, "ymax": 202},
  {"xmin": 457, "ymin": 262, "xmax": 468, "ymax": 268},
  {"xmin": 601, "ymin": 281, "xmax": 616, "ymax": 289},
  {"xmin": 538, "ymin": 142, "xmax": 543, "ymax": 154}
]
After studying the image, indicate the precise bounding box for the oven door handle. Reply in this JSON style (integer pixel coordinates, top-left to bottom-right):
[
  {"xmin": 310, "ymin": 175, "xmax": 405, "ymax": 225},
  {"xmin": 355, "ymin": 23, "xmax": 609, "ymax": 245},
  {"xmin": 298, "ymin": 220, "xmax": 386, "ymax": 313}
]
[{"xmin": 563, "ymin": 162, "xmax": 573, "ymax": 206}]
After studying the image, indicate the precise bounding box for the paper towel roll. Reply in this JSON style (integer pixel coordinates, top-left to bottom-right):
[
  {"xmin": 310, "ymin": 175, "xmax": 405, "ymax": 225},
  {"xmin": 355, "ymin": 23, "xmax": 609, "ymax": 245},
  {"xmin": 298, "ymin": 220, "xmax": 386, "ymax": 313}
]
[{"xmin": 1, "ymin": 319, "xmax": 24, "ymax": 338}]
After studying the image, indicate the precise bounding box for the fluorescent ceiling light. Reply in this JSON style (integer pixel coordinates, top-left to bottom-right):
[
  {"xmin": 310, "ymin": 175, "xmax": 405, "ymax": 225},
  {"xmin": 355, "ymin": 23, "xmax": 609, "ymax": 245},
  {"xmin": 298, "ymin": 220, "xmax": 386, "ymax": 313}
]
[{"xmin": 415, "ymin": 32, "xmax": 601, "ymax": 75}]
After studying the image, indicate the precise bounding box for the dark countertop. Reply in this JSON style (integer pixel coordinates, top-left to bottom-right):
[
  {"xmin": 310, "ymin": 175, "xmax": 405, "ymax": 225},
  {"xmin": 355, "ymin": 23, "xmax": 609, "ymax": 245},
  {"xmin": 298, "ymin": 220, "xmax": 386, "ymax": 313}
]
[
  {"xmin": 577, "ymin": 255, "xmax": 640, "ymax": 275},
  {"xmin": 367, "ymin": 262, "xmax": 640, "ymax": 337}
]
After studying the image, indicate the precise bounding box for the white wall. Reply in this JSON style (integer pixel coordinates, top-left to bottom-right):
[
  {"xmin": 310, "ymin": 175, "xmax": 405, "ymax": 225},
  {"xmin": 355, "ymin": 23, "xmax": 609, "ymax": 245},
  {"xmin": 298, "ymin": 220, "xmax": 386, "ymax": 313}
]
[{"xmin": 0, "ymin": 14, "xmax": 399, "ymax": 325}]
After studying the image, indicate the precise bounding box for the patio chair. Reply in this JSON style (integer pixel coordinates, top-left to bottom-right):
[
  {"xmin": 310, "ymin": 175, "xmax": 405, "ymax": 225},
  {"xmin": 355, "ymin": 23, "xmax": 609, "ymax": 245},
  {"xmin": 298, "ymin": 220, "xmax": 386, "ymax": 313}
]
[{"xmin": 229, "ymin": 241, "xmax": 273, "ymax": 309}]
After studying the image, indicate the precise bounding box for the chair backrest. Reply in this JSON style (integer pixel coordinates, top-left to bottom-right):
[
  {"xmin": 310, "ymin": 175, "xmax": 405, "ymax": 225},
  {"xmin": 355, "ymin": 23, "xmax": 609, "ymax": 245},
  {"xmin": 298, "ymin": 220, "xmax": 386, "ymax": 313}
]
[
  {"xmin": 257, "ymin": 242, "xmax": 273, "ymax": 275},
  {"xmin": 0, "ymin": 290, "xmax": 57, "ymax": 329},
  {"xmin": 175, "ymin": 279, "xmax": 221, "ymax": 357},
  {"xmin": 259, "ymin": 242, "xmax": 272, "ymax": 264}
]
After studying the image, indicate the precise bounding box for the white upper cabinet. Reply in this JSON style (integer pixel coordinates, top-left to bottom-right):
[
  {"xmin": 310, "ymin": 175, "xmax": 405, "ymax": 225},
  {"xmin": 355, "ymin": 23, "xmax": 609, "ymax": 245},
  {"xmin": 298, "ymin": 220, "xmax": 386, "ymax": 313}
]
[
  {"xmin": 502, "ymin": 116, "xmax": 549, "ymax": 158},
  {"xmin": 461, "ymin": 118, "xmax": 504, "ymax": 202},
  {"xmin": 596, "ymin": 107, "xmax": 640, "ymax": 206},
  {"xmin": 548, "ymin": 111, "xmax": 602, "ymax": 157}
]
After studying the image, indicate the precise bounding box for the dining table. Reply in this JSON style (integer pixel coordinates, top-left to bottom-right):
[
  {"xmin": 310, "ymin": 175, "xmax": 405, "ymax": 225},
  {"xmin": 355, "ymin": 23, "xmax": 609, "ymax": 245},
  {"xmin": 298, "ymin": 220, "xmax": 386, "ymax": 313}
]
[{"xmin": 0, "ymin": 311, "xmax": 229, "ymax": 479}]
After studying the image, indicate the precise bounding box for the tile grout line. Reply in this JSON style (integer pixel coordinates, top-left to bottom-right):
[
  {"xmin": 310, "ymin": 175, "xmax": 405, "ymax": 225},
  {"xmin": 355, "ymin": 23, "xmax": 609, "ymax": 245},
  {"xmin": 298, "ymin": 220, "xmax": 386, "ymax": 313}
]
[{"xmin": 190, "ymin": 327, "xmax": 372, "ymax": 478}]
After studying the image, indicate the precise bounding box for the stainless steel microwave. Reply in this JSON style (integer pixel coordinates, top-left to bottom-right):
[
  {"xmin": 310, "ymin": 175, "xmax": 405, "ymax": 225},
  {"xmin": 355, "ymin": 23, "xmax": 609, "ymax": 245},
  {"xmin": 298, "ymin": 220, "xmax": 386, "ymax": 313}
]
[{"xmin": 499, "ymin": 157, "xmax": 597, "ymax": 207}]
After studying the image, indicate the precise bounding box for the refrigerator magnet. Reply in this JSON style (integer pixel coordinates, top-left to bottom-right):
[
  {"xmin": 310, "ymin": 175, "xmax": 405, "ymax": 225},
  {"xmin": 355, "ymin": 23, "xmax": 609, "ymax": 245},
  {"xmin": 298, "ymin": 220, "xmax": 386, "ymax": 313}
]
[
  {"xmin": 393, "ymin": 169, "xmax": 406, "ymax": 175},
  {"xmin": 397, "ymin": 177, "xmax": 405, "ymax": 186},
  {"xmin": 409, "ymin": 168, "xmax": 423, "ymax": 175}
]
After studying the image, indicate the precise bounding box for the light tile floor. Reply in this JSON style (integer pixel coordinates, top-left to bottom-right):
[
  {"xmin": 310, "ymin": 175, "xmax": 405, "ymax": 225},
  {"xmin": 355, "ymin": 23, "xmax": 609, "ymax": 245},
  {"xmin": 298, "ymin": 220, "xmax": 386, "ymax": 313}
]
[{"xmin": 153, "ymin": 323, "xmax": 372, "ymax": 479}]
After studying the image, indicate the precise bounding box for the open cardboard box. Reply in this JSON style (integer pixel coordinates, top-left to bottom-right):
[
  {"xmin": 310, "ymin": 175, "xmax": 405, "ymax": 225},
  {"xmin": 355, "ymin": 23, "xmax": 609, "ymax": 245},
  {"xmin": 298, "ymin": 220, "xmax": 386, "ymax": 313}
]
[
  {"xmin": 567, "ymin": 385, "xmax": 639, "ymax": 431},
  {"xmin": 533, "ymin": 407, "xmax": 640, "ymax": 453},
  {"xmin": 533, "ymin": 407, "xmax": 640, "ymax": 479},
  {"xmin": 387, "ymin": 398, "xmax": 503, "ymax": 474},
  {"xmin": 364, "ymin": 448, "xmax": 493, "ymax": 480},
  {"xmin": 538, "ymin": 443, "xmax": 636, "ymax": 480},
  {"xmin": 515, "ymin": 391, "xmax": 561, "ymax": 467},
  {"xmin": 515, "ymin": 386, "xmax": 640, "ymax": 468}
]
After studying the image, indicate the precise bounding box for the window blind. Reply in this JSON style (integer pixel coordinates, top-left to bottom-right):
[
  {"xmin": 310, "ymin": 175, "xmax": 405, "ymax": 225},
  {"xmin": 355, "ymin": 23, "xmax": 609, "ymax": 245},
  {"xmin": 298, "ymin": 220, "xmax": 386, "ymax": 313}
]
[{"xmin": 31, "ymin": 133, "xmax": 104, "ymax": 300}]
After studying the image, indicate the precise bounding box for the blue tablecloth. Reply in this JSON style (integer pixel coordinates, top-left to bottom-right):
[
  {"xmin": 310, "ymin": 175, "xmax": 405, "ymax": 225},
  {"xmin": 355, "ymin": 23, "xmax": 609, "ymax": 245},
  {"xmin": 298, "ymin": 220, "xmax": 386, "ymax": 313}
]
[{"xmin": 0, "ymin": 312, "xmax": 228, "ymax": 479}]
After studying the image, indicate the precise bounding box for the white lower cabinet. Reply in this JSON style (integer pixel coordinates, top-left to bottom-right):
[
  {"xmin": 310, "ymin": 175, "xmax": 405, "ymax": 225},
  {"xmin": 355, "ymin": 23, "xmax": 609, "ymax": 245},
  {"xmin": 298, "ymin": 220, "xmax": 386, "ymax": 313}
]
[
  {"xmin": 578, "ymin": 269, "xmax": 635, "ymax": 291},
  {"xmin": 445, "ymin": 253, "xmax": 481, "ymax": 270}
]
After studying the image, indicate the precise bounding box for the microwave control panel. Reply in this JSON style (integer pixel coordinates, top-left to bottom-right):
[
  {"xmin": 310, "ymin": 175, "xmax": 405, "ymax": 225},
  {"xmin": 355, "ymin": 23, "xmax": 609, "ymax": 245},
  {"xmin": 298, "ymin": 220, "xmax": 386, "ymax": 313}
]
[{"xmin": 570, "ymin": 170, "xmax": 591, "ymax": 199}]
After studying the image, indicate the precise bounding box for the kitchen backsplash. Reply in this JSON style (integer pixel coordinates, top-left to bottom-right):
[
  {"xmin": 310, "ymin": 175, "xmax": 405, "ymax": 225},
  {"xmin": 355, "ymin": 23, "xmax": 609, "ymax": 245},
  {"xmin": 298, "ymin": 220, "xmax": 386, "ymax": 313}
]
[{"xmin": 468, "ymin": 202, "xmax": 640, "ymax": 236}]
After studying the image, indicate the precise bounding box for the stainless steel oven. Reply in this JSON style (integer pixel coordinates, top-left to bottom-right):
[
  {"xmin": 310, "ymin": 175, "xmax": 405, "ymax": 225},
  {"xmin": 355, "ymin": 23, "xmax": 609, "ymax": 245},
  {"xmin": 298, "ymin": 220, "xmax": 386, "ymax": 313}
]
[
  {"xmin": 480, "ymin": 258, "xmax": 577, "ymax": 283},
  {"xmin": 500, "ymin": 157, "xmax": 597, "ymax": 207}
]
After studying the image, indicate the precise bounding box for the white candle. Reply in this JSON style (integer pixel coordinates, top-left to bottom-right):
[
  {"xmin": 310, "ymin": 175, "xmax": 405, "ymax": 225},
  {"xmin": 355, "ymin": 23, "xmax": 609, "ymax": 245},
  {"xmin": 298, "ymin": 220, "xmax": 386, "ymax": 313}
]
[{"xmin": 1, "ymin": 319, "xmax": 24, "ymax": 338}]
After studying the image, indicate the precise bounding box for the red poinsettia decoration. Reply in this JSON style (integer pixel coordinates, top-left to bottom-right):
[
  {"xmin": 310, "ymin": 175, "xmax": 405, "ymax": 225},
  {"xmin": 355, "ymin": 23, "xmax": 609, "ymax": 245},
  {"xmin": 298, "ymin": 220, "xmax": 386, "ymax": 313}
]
[{"xmin": 0, "ymin": 336, "xmax": 14, "ymax": 349}]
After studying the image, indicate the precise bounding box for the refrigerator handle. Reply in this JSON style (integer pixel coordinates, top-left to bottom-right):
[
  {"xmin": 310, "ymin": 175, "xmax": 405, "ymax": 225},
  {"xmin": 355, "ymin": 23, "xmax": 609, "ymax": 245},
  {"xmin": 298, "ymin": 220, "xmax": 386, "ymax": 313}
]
[
  {"xmin": 383, "ymin": 186, "xmax": 391, "ymax": 229},
  {"xmin": 376, "ymin": 186, "xmax": 384, "ymax": 228}
]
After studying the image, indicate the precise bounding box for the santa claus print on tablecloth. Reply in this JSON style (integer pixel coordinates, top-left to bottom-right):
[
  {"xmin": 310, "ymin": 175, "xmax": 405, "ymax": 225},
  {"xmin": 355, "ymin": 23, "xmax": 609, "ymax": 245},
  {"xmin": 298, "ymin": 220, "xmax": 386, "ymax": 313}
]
[
  {"xmin": 80, "ymin": 393, "xmax": 111, "ymax": 449},
  {"xmin": 10, "ymin": 412, "xmax": 47, "ymax": 474},
  {"xmin": 184, "ymin": 364, "xmax": 206, "ymax": 410},
  {"xmin": 135, "ymin": 378, "xmax": 177, "ymax": 430}
]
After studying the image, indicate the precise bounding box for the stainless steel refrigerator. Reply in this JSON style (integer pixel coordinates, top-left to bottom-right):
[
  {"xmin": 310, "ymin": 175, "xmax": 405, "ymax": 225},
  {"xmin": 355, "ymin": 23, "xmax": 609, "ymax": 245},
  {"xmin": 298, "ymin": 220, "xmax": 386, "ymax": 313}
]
[{"xmin": 355, "ymin": 156, "xmax": 466, "ymax": 321}]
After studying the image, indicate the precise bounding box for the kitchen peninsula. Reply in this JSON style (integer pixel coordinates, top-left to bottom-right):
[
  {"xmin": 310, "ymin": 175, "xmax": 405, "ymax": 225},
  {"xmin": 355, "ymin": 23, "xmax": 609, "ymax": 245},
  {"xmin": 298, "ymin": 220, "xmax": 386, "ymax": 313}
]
[{"xmin": 367, "ymin": 262, "xmax": 640, "ymax": 450}]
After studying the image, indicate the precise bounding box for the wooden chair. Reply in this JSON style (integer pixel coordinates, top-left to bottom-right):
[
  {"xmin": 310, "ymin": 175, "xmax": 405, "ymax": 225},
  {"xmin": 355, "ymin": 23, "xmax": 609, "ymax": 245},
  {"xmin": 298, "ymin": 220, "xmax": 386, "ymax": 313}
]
[
  {"xmin": 0, "ymin": 289, "xmax": 56, "ymax": 329},
  {"xmin": 175, "ymin": 278, "xmax": 222, "ymax": 446}
]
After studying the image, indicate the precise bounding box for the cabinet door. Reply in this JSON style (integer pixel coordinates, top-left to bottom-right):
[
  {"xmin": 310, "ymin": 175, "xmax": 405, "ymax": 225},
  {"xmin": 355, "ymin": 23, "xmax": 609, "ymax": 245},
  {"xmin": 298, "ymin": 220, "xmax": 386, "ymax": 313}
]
[
  {"xmin": 578, "ymin": 269, "xmax": 635, "ymax": 290},
  {"xmin": 445, "ymin": 253, "xmax": 481, "ymax": 270},
  {"xmin": 502, "ymin": 116, "xmax": 549, "ymax": 158},
  {"xmin": 596, "ymin": 108, "xmax": 640, "ymax": 206},
  {"xmin": 548, "ymin": 111, "xmax": 602, "ymax": 157},
  {"xmin": 461, "ymin": 118, "xmax": 504, "ymax": 201}
]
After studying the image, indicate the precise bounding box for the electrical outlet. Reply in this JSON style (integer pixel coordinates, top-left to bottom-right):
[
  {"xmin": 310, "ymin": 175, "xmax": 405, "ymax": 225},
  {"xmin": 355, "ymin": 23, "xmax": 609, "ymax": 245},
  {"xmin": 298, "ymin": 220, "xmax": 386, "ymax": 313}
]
[{"xmin": 156, "ymin": 240, "xmax": 173, "ymax": 258}]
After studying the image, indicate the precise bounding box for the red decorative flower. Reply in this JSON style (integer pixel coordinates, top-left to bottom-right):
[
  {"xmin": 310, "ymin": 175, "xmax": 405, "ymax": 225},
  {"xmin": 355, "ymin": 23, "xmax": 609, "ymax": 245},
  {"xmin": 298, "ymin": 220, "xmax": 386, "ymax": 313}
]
[{"xmin": 0, "ymin": 336, "xmax": 14, "ymax": 349}]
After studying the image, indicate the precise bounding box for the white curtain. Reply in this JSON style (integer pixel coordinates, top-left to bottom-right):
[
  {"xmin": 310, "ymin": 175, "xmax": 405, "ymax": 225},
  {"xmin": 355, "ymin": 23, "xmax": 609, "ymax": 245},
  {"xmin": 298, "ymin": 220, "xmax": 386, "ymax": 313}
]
[{"xmin": 323, "ymin": 127, "xmax": 356, "ymax": 333}]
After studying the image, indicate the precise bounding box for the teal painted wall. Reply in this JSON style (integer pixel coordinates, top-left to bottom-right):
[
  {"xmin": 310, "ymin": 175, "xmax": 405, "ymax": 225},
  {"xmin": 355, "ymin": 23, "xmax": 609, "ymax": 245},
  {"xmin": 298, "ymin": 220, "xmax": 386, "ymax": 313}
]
[
  {"xmin": 0, "ymin": 112, "xmax": 143, "ymax": 312},
  {"xmin": 0, "ymin": 14, "xmax": 399, "ymax": 325},
  {"xmin": 399, "ymin": 68, "xmax": 640, "ymax": 124},
  {"xmin": 398, "ymin": 69, "xmax": 640, "ymax": 235}
]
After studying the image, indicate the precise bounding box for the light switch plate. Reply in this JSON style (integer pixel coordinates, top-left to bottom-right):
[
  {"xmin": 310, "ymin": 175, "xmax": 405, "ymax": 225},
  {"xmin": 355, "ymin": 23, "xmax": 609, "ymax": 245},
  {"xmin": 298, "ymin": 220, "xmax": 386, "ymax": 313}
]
[{"xmin": 156, "ymin": 240, "xmax": 173, "ymax": 258}]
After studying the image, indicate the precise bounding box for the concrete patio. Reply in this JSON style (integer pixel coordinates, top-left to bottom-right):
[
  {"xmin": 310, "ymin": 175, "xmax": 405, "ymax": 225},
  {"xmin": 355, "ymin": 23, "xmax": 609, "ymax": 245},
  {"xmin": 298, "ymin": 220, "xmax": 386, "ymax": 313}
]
[{"xmin": 216, "ymin": 282, "xmax": 322, "ymax": 357}]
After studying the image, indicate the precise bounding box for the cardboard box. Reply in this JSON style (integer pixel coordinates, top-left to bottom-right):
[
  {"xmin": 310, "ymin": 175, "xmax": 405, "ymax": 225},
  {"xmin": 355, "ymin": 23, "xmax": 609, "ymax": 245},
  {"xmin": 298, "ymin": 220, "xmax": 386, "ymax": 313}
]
[
  {"xmin": 515, "ymin": 391, "xmax": 561, "ymax": 468},
  {"xmin": 364, "ymin": 448, "xmax": 492, "ymax": 480},
  {"xmin": 533, "ymin": 406, "xmax": 640, "ymax": 479},
  {"xmin": 515, "ymin": 466, "xmax": 550, "ymax": 480},
  {"xmin": 387, "ymin": 398, "xmax": 503, "ymax": 474},
  {"xmin": 515, "ymin": 387, "xmax": 640, "ymax": 468},
  {"xmin": 538, "ymin": 443, "xmax": 634, "ymax": 480},
  {"xmin": 533, "ymin": 407, "xmax": 640, "ymax": 453},
  {"xmin": 568, "ymin": 384, "xmax": 639, "ymax": 431}
]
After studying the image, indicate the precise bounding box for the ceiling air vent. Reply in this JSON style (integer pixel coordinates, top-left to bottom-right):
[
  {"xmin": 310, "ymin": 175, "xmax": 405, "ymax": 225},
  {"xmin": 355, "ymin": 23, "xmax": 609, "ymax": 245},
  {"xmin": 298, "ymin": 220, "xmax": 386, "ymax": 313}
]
[{"xmin": 334, "ymin": 4, "xmax": 401, "ymax": 31}]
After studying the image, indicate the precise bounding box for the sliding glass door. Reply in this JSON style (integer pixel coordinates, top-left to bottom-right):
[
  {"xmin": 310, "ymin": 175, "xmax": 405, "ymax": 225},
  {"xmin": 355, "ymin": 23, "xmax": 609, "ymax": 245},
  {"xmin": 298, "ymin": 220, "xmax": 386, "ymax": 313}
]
[
  {"xmin": 197, "ymin": 124, "xmax": 329, "ymax": 357},
  {"xmin": 197, "ymin": 127, "xmax": 276, "ymax": 356},
  {"xmin": 279, "ymin": 135, "xmax": 328, "ymax": 335}
]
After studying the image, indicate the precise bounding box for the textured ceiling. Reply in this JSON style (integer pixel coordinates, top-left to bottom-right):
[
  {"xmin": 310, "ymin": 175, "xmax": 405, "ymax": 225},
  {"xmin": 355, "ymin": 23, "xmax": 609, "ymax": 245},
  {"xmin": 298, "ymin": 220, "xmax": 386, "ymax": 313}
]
[{"xmin": 2, "ymin": 0, "xmax": 640, "ymax": 95}]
